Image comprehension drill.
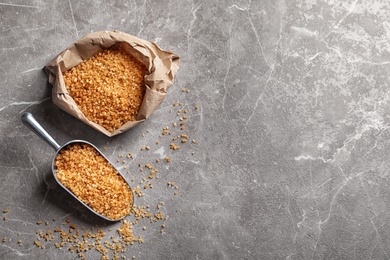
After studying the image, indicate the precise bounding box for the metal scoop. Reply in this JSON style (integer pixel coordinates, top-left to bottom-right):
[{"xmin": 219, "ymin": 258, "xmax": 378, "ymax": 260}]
[{"xmin": 21, "ymin": 112, "xmax": 134, "ymax": 221}]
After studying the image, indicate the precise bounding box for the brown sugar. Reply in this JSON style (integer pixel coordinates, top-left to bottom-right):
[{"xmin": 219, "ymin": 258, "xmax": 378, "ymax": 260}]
[
  {"xmin": 54, "ymin": 143, "xmax": 133, "ymax": 220},
  {"xmin": 63, "ymin": 45, "xmax": 147, "ymax": 133},
  {"xmin": 169, "ymin": 143, "xmax": 180, "ymax": 150},
  {"xmin": 117, "ymin": 220, "xmax": 143, "ymax": 245}
]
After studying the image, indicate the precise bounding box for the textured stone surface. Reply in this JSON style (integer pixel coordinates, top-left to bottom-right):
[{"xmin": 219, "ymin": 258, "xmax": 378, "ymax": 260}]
[{"xmin": 2, "ymin": 0, "xmax": 390, "ymax": 259}]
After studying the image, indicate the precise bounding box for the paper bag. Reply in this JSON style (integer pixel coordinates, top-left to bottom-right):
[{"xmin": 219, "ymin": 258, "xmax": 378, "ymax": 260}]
[{"xmin": 44, "ymin": 30, "xmax": 180, "ymax": 137}]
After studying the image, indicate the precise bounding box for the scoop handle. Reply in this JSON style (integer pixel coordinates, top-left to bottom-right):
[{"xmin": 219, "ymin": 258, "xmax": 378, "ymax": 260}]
[{"xmin": 21, "ymin": 112, "xmax": 61, "ymax": 151}]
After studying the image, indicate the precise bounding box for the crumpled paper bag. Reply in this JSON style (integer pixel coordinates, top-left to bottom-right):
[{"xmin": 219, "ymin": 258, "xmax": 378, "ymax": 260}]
[{"xmin": 44, "ymin": 30, "xmax": 180, "ymax": 137}]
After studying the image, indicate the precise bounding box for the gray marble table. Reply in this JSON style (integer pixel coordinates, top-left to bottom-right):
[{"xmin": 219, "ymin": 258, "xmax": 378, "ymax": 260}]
[{"xmin": 1, "ymin": 0, "xmax": 390, "ymax": 259}]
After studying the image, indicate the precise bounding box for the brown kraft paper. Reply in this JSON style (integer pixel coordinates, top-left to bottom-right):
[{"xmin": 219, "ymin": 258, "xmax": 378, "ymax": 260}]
[{"xmin": 44, "ymin": 30, "xmax": 180, "ymax": 137}]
